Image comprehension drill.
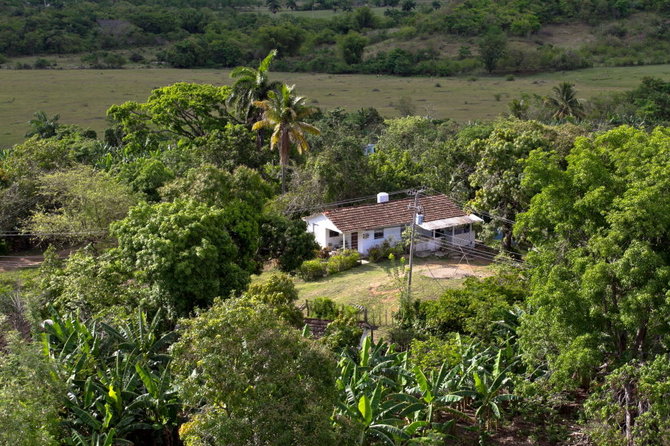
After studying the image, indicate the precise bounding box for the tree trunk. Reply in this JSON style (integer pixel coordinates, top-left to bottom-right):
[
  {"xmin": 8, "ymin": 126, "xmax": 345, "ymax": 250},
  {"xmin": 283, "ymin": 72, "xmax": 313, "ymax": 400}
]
[
  {"xmin": 623, "ymin": 379, "xmax": 634, "ymax": 446},
  {"xmin": 502, "ymin": 227, "xmax": 513, "ymax": 252},
  {"xmin": 280, "ymin": 126, "xmax": 290, "ymax": 194}
]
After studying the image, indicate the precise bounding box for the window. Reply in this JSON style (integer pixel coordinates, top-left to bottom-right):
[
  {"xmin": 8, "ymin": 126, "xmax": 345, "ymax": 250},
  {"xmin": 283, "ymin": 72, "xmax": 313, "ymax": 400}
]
[
  {"xmin": 374, "ymin": 229, "xmax": 384, "ymax": 239},
  {"xmin": 454, "ymin": 225, "xmax": 470, "ymax": 235},
  {"xmin": 328, "ymin": 229, "xmax": 340, "ymax": 238}
]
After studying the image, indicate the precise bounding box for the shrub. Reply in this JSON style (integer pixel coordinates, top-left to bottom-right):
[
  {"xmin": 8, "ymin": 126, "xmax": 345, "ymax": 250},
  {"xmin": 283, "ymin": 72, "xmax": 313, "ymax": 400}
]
[
  {"xmin": 247, "ymin": 272, "xmax": 303, "ymax": 327},
  {"xmin": 410, "ymin": 334, "xmax": 464, "ymax": 371},
  {"xmin": 584, "ymin": 356, "xmax": 670, "ymax": 445},
  {"xmin": 33, "ymin": 58, "xmax": 51, "ymax": 69},
  {"xmin": 367, "ymin": 239, "xmax": 403, "ymax": 262},
  {"xmin": 415, "ymin": 274, "xmax": 526, "ymax": 340},
  {"xmin": 0, "ymin": 333, "xmax": 62, "ymax": 446},
  {"xmin": 311, "ymin": 297, "xmax": 338, "ymax": 319},
  {"xmin": 387, "ymin": 326, "xmax": 416, "ymax": 350},
  {"xmin": 310, "ymin": 297, "xmax": 358, "ymax": 320},
  {"xmin": 322, "ymin": 314, "xmax": 363, "ymax": 351},
  {"xmin": 326, "ymin": 250, "xmax": 360, "ymax": 274},
  {"xmin": 172, "ymin": 298, "xmax": 339, "ymax": 446},
  {"xmin": 298, "ymin": 259, "xmax": 327, "ymax": 281}
]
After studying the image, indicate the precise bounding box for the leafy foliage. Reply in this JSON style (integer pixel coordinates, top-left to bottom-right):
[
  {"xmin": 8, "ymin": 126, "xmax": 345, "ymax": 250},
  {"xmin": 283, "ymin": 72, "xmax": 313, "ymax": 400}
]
[
  {"xmin": 0, "ymin": 333, "xmax": 63, "ymax": 446},
  {"xmin": 111, "ymin": 199, "xmax": 250, "ymax": 317},
  {"xmin": 25, "ymin": 165, "xmax": 136, "ymax": 246},
  {"xmin": 584, "ymin": 355, "xmax": 670, "ymax": 445},
  {"xmin": 414, "ymin": 273, "xmax": 526, "ymax": 341},
  {"xmin": 172, "ymin": 297, "xmax": 339, "ymax": 446},
  {"xmin": 246, "ymin": 272, "xmax": 304, "ymax": 326},
  {"xmin": 42, "ymin": 309, "xmax": 180, "ymax": 445},
  {"xmin": 516, "ymin": 125, "xmax": 670, "ymax": 389},
  {"xmin": 335, "ymin": 336, "xmax": 519, "ymax": 445},
  {"xmin": 258, "ymin": 212, "xmax": 318, "ymax": 272}
]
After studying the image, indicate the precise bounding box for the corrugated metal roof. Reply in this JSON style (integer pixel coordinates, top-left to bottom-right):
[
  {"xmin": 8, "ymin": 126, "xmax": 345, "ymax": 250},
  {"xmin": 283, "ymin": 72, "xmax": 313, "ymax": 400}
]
[
  {"xmin": 323, "ymin": 194, "xmax": 467, "ymax": 233},
  {"xmin": 418, "ymin": 214, "xmax": 483, "ymax": 231}
]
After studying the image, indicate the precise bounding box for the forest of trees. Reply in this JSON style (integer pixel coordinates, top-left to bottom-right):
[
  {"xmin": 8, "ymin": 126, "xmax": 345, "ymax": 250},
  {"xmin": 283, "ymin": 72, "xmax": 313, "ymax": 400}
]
[
  {"xmin": 1, "ymin": 47, "xmax": 670, "ymax": 445},
  {"xmin": 3, "ymin": 0, "xmax": 670, "ymax": 74}
]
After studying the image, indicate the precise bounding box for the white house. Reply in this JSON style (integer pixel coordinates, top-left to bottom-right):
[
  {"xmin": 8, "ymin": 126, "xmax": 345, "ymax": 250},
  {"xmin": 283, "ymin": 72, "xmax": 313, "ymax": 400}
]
[{"xmin": 303, "ymin": 193, "xmax": 483, "ymax": 255}]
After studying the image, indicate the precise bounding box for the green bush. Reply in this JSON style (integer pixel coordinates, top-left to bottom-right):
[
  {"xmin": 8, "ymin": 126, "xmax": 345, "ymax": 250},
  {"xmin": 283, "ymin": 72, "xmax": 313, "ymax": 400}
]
[
  {"xmin": 326, "ymin": 249, "xmax": 360, "ymax": 274},
  {"xmin": 0, "ymin": 333, "xmax": 63, "ymax": 446},
  {"xmin": 367, "ymin": 239, "xmax": 404, "ymax": 262},
  {"xmin": 298, "ymin": 259, "xmax": 327, "ymax": 281},
  {"xmin": 387, "ymin": 326, "xmax": 416, "ymax": 350},
  {"xmin": 410, "ymin": 334, "xmax": 464, "ymax": 371},
  {"xmin": 311, "ymin": 297, "xmax": 338, "ymax": 319},
  {"xmin": 414, "ymin": 273, "xmax": 526, "ymax": 340},
  {"xmin": 247, "ymin": 273, "xmax": 303, "ymax": 327},
  {"xmin": 322, "ymin": 314, "xmax": 363, "ymax": 351},
  {"xmin": 33, "ymin": 58, "xmax": 51, "ymax": 69},
  {"xmin": 310, "ymin": 297, "xmax": 358, "ymax": 320}
]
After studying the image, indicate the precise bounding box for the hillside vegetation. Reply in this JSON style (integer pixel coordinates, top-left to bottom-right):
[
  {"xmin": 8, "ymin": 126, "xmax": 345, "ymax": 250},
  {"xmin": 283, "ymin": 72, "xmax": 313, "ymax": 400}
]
[{"xmin": 3, "ymin": 0, "xmax": 670, "ymax": 76}]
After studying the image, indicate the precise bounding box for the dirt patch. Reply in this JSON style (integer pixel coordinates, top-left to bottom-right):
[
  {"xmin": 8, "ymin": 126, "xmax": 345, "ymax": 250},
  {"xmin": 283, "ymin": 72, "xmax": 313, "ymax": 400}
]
[
  {"xmin": 0, "ymin": 254, "xmax": 45, "ymax": 271},
  {"xmin": 536, "ymin": 23, "xmax": 597, "ymax": 49},
  {"xmin": 0, "ymin": 249, "xmax": 72, "ymax": 272},
  {"xmin": 417, "ymin": 259, "xmax": 494, "ymax": 280}
]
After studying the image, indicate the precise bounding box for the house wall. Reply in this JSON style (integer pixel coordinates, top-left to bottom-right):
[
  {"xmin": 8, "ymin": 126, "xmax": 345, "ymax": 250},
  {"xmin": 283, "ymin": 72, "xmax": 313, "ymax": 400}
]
[
  {"xmin": 345, "ymin": 226, "xmax": 402, "ymax": 255},
  {"xmin": 305, "ymin": 214, "xmax": 342, "ymax": 249}
]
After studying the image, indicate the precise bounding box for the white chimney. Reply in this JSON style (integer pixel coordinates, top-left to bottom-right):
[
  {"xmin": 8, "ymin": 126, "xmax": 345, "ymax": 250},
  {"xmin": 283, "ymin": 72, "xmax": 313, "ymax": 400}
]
[{"xmin": 377, "ymin": 192, "xmax": 389, "ymax": 203}]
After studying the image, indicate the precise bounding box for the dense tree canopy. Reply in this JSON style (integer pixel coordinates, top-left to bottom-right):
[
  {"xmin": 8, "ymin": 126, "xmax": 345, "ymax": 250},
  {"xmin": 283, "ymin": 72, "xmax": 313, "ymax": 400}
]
[
  {"xmin": 172, "ymin": 298, "xmax": 339, "ymax": 446},
  {"xmin": 111, "ymin": 199, "xmax": 251, "ymax": 316},
  {"xmin": 516, "ymin": 126, "xmax": 670, "ymax": 387}
]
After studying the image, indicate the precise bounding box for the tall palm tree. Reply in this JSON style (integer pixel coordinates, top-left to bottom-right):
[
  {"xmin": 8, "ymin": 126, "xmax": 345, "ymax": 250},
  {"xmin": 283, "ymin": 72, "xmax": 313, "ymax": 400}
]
[
  {"xmin": 545, "ymin": 82, "xmax": 585, "ymax": 121},
  {"xmin": 252, "ymin": 84, "xmax": 320, "ymax": 192},
  {"xmin": 227, "ymin": 50, "xmax": 282, "ymax": 125}
]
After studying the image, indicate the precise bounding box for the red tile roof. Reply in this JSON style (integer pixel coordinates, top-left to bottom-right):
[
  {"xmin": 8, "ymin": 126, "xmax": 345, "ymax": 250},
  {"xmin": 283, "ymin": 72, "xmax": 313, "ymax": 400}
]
[{"xmin": 323, "ymin": 194, "xmax": 466, "ymax": 232}]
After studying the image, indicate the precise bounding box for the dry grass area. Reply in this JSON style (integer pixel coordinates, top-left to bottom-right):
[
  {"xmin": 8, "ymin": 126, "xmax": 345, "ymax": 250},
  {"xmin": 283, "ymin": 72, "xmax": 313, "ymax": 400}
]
[{"xmin": 2, "ymin": 64, "xmax": 670, "ymax": 147}]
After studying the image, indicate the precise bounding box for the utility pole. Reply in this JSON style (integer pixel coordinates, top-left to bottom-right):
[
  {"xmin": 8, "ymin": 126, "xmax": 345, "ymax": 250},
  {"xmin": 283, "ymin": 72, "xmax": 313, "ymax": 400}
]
[{"xmin": 406, "ymin": 187, "xmax": 424, "ymax": 298}]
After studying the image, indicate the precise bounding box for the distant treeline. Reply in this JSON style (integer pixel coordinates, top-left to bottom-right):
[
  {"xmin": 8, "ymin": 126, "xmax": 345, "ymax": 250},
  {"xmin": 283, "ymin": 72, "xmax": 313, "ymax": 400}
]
[{"xmin": 2, "ymin": 0, "xmax": 670, "ymax": 75}]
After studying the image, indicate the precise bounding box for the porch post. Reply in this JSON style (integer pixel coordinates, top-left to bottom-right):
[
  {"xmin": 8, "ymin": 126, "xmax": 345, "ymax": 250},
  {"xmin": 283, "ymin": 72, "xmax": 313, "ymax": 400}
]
[{"xmin": 342, "ymin": 232, "xmax": 346, "ymax": 249}]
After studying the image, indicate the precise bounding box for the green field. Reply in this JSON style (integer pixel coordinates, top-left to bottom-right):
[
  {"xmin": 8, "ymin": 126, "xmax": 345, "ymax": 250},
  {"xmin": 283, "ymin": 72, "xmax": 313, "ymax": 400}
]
[
  {"xmin": 253, "ymin": 257, "xmax": 493, "ymax": 328},
  {"xmin": 2, "ymin": 64, "xmax": 670, "ymax": 147}
]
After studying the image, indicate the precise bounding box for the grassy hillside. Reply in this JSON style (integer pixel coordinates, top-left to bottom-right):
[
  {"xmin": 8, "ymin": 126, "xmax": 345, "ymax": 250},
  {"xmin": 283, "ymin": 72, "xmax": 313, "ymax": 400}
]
[
  {"xmin": 3, "ymin": 64, "xmax": 670, "ymax": 147},
  {"xmin": 254, "ymin": 257, "xmax": 493, "ymax": 328}
]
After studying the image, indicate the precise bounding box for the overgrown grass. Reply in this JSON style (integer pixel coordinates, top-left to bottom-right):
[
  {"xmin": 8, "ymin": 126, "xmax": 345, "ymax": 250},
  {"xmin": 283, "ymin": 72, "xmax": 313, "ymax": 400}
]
[
  {"xmin": 0, "ymin": 268, "xmax": 40, "ymax": 294},
  {"xmin": 2, "ymin": 64, "xmax": 670, "ymax": 147}
]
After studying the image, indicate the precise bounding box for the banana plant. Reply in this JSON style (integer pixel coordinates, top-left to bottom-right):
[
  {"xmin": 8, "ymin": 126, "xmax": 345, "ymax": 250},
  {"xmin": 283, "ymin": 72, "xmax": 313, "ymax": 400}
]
[
  {"xmin": 400, "ymin": 363, "xmax": 472, "ymax": 428},
  {"xmin": 463, "ymin": 350, "xmax": 519, "ymax": 432},
  {"xmin": 41, "ymin": 308, "xmax": 179, "ymax": 445}
]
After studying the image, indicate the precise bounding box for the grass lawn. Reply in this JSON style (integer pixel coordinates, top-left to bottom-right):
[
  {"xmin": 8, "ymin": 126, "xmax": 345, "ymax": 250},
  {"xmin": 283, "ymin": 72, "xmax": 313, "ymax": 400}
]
[
  {"xmin": 2, "ymin": 63, "xmax": 670, "ymax": 147},
  {"xmin": 254, "ymin": 256, "xmax": 493, "ymax": 328}
]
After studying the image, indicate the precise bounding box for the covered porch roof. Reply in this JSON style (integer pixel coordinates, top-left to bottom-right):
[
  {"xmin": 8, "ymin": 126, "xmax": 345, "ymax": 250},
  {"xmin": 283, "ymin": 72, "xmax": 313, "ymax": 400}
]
[{"xmin": 418, "ymin": 214, "xmax": 483, "ymax": 231}]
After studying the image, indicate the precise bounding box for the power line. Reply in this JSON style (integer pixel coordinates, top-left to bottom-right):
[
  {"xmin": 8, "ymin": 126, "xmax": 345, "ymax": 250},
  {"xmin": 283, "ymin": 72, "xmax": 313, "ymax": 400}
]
[
  {"xmin": 285, "ymin": 188, "xmax": 415, "ymax": 215},
  {"xmin": 415, "ymin": 235, "xmax": 520, "ymax": 263},
  {"xmin": 424, "ymin": 187, "xmax": 517, "ymax": 225},
  {"xmin": 414, "ymin": 234, "xmax": 524, "ymax": 267},
  {"xmin": 0, "ymin": 231, "xmax": 108, "ymax": 237}
]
